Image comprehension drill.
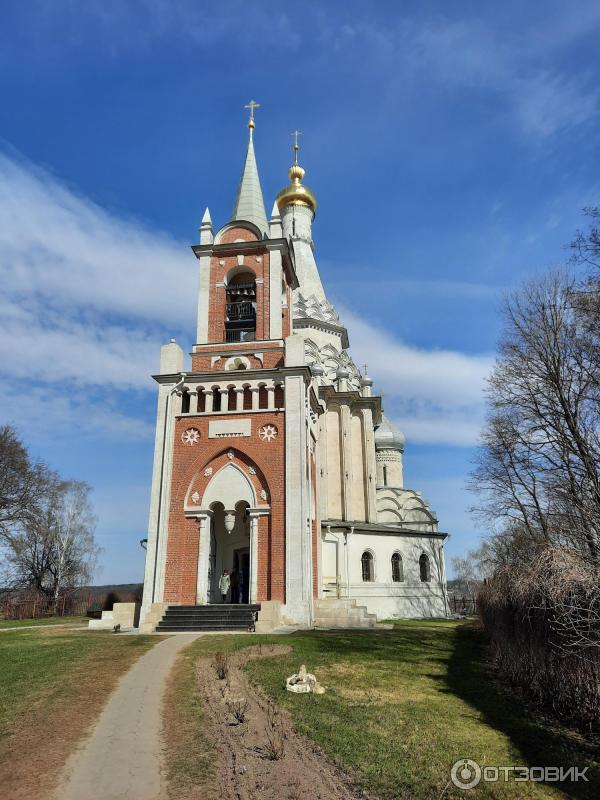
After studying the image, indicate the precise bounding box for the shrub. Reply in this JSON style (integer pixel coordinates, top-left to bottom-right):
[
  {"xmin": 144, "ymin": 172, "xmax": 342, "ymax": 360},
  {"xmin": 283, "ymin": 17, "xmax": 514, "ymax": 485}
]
[{"xmin": 479, "ymin": 546, "xmax": 600, "ymax": 732}]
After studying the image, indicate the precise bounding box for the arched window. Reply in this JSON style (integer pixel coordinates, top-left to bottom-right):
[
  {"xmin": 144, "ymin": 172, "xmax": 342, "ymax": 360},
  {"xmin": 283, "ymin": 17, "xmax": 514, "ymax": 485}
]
[
  {"xmin": 227, "ymin": 388, "xmax": 236, "ymax": 411},
  {"xmin": 274, "ymin": 384, "xmax": 284, "ymax": 408},
  {"xmin": 225, "ymin": 271, "xmax": 256, "ymax": 342},
  {"xmin": 243, "ymin": 386, "xmax": 252, "ymax": 410},
  {"xmin": 361, "ymin": 551, "xmax": 374, "ymax": 582},
  {"xmin": 212, "ymin": 386, "xmax": 221, "ymax": 413},
  {"xmin": 419, "ymin": 553, "xmax": 431, "ymax": 583},
  {"xmin": 181, "ymin": 390, "xmax": 190, "ymax": 414},
  {"xmin": 197, "ymin": 389, "xmax": 206, "ymax": 413},
  {"xmin": 258, "ymin": 385, "xmax": 268, "ymax": 409},
  {"xmin": 391, "ymin": 552, "xmax": 403, "ymax": 582}
]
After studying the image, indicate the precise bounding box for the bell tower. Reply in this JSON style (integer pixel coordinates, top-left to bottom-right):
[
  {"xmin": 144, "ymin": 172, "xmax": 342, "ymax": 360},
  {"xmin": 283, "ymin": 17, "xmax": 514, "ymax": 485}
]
[{"xmin": 140, "ymin": 101, "xmax": 321, "ymax": 631}]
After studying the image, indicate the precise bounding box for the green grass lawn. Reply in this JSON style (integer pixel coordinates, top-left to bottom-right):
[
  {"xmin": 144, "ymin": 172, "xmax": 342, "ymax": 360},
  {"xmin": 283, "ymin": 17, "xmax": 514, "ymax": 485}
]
[
  {"xmin": 0, "ymin": 626, "xmax": 158, "ymax": 800},
  {"xmin": 0, "ymin": 614, "xmax": 87, "ymax": 629},
  {"xmin": 171, "ymin": 620, "xmax": 599, "ymax": 800}
]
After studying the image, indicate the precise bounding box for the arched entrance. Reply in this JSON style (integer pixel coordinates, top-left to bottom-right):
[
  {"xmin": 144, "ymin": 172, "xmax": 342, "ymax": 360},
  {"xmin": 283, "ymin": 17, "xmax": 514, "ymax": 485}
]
[
  {"xmin": 207, "ymin": 500, "xmax": 251, "ymax": 603},
  {"xmin": 191, "ymin": 460, "xmax": 269, "ymax": 606}
]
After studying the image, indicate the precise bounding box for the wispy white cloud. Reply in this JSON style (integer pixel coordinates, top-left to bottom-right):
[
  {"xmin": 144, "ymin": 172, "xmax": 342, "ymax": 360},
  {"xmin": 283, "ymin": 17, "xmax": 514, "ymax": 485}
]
[
  {"xmin": 0, "ymin": 148, "xmax": 194, "ymax": 439},
  {"xmin": 335, "ymin": 13, "xmax": 599, "ymax": 139},
  {"xmin": 1, "ymin": 148, "xmax": 492, "ymax": 448},
  {"xmin": 342, "ymin": 309, "xmax": 493, "ymax": 447}
]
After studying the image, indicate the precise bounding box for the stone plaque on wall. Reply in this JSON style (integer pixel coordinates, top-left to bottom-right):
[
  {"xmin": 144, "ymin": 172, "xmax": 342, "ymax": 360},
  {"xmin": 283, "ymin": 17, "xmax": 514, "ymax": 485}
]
[{"xmin": 208, "ymin": 419, "xmax": 251, "ymax": 438}]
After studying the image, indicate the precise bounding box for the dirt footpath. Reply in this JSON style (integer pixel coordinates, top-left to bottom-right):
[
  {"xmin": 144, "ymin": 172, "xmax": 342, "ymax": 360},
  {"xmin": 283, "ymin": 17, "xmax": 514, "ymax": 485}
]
[
  {"xmin": 193, "ymin": 644, "xmax": 364, "ymax": 800},
  {"xmin": 55, "ymin": 634, "xmax": 200, "ymax": 800}
]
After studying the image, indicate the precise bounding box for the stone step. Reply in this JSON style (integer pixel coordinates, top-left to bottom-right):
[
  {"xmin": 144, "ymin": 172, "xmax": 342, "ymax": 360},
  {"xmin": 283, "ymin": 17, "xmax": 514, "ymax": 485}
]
[
  {"xmin": 157, "ymin": 623, "xmax": 250, "ymax": 631},
  {"xmin": 157, "ymin": 604, "xmax": 260, "ymax": 632}
]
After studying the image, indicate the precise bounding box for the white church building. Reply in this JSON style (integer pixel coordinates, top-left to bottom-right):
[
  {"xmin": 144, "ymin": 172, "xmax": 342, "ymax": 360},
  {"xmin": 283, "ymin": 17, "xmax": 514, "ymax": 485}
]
[{"xmin": 139, "ymin": 104, "xmax": 449, "ymax": 632}]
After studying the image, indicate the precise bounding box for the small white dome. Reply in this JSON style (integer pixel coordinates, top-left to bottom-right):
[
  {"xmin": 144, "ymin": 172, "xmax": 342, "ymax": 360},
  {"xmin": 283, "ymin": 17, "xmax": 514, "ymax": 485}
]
[{"xmin": 374, "ymin": 414, "xmax": 405, "ymax": 452}]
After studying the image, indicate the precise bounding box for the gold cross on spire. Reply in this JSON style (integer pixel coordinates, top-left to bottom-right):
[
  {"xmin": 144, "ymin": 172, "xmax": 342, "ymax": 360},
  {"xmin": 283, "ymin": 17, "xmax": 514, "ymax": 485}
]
[
  {"xmin": 245, "ymin": 98, "xmax": 260, "ymax": 129},
  {"xmin": 291, "ymin": 129, "xmax": 302, "ymax": 163}
]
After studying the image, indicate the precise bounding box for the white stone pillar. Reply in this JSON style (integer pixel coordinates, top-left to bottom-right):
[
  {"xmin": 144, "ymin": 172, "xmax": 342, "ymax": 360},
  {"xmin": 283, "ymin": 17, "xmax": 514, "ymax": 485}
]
[
  {"xmin": 195, "ymin": 514, "xmax": 211, "ymax": 605},
  {"xmin": 248, "ymin": 513, "xmax": 259, "ymax": 604},
  {"xmin": 284, "ymin": 374, "xmax": 311, "ymax": 624},
  {"xmin": 266, "ymin": 384, "xmax": 276, "ymax": 410},
  {"xmin": 360, "ymin": 407, "xmax": 378, "ymax": 522},
  {"xmin": 172, "ymin": 390, "xmax": 183, "ymax": 416},
  {"xmin": 219, "ymin": 387, "xmax": 229, "ymax": 412},
  {"xmin": 204, "ymin": 388, "xmax": 213, "ymax": 413},
  {"xmin": 235, "ymin": 387, "xmax": 245, "ymax": 411},
  {"xmin": 268, "ymin": 248, "xmax": 283, "ymax": 340},
  {"xmin": 188, "ymin": 389, "xmax": 198, "ymax": 415},
  {"xmin": 251, "ymin": 386, "xmax": 260, "ymax": 410},
  {"xmin": 340, "ymin": 403, "xmax": 352, "ymax": 521}
]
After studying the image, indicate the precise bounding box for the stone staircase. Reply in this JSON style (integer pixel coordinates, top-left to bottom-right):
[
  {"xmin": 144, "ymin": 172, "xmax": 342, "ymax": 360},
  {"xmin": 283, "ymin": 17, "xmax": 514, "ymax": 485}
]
[
  {"xmin": 312, "ymin": 598, "xmax": 379, "ymax": 629},
  {"xmin": 156, "ymin": 604, "xmax": 261, "ymax": 632}
]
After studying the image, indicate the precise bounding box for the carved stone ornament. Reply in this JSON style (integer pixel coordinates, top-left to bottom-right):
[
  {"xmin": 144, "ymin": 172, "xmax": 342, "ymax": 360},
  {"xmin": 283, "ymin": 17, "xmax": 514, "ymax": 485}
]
[
  {"xmin": 258, "ymin": 424, "xmax": 278, "ymax": 442},
  {"xmin": 248, "ymin": 466, "xmax": 257, "ymax": 475},
  {"xmin": 182, "ymin": 428, "xmax": 200, "ymax": 446},
  {"xmin": 204, "ymin": 467, "xmax": 213, "ymax": 477},
  {"xmin": 260, "ymin": 489, "xmax": 268, "ymax": 501},
  {"xmin": 191, "ymin": 491, "xmax": 200, "ymax": 504},
  {"xmin": 227, "ymin": 450, "xmax": 234, "ymax": 460}
]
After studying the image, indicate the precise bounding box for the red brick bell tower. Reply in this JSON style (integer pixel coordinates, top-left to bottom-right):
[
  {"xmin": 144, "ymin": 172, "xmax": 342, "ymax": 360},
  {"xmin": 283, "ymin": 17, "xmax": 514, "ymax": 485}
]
[{"xmin": 140, "ymin": 102, "xmax": 319, "ymax": 628}]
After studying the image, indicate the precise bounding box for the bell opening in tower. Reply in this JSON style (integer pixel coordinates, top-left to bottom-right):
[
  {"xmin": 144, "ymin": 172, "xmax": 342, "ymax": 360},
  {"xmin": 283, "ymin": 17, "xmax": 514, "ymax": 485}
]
[{"xmin": 224, "ymin": 271, "xmax": 256, "ymax": 342}]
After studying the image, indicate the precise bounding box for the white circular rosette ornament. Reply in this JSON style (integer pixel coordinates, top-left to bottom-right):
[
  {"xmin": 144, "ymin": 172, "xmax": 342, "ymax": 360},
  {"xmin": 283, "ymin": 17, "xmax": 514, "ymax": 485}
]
[
  {"xmin": 182, "ymin": 428, "xmax": 200, "ymax": 446},
  {"xmin": 259, "ymin": 424, "xmax": 278, "ymax": 442}
]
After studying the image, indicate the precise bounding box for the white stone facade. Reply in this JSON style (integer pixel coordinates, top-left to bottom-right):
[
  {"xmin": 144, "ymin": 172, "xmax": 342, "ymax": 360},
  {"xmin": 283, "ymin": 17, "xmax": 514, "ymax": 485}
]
[{"xmin": 140, "ymin": 121, "xmax": 449, "ymax": 629}]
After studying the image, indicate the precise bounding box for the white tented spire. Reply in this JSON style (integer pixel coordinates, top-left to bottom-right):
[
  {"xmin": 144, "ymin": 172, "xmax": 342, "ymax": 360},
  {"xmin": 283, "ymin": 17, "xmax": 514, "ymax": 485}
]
[{"xmin": 231, "ymin": 103, "xmax": 268, "ymax": 236}]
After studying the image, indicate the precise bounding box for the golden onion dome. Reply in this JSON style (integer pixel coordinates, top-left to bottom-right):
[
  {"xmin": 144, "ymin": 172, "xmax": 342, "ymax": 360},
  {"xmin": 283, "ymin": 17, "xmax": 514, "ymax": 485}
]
[{"xmin": 276, "ymin": 134, "xmax": 317, "ymax": 213}]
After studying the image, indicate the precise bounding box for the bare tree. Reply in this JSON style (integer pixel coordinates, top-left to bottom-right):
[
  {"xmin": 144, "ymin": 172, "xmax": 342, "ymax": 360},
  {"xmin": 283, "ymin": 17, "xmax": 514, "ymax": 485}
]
[
  {"xmin": 451, "ymin": 545, "xmax": 488, "ymax": 600},
  {"xmin": 1, "ymin": 475, "xmax": 99, "ymax": 603},
  {"xmin": 471, "ymin": 271, "xmax": 600, "ymax": 565},
  {"xmin": 0, "ymin": 425, "xmax": 48, "ymax": 538}
]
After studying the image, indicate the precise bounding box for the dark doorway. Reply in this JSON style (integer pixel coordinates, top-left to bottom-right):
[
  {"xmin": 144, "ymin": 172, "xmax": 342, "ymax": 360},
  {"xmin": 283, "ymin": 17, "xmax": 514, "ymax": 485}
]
[{"xmin": 233, "ymin": 548, "xmax": 250, "ymax": 604}]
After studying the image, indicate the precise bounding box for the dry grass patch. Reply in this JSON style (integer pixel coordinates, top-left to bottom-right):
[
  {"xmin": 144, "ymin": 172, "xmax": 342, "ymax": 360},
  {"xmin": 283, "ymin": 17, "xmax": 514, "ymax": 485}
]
[
  {"xmin": 171, "ymin": 622, "xmax": 599, "ymax": 800},
  {"xmin": 0, "ymin": 626, "xmax": 158, "ymax": 800}
]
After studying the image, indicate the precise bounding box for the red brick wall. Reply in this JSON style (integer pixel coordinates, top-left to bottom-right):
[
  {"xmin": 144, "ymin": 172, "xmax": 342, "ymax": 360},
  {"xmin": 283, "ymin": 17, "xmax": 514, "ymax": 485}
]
[
  {"xmin": 207, "ymin": 226, "xmax": 270, "ymax": 344},
  {"xmin": 163, "ymin": 410, "xmax": 286, "ymax": 605},
  {"xmin": 191, "ymin": 346, "xmax": 284, "ymax": 372}
]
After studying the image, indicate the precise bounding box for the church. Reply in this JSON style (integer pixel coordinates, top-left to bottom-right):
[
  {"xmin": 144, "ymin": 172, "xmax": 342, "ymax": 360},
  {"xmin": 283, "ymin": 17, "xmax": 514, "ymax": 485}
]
[{"xmin": 139, "ymin": 103, "xmax": 449, "ymax": 632}]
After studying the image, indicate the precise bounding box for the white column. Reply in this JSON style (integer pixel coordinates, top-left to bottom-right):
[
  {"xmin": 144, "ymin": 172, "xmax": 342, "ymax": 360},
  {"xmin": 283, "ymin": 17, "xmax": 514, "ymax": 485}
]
[
  {"xmin": 196, "ymin": 255, "xmax": 211, "ymax": 344},
  {"xmin": 284, "ymin": 374, "xmax": 311, "ymax": 624},
  {"xmin": 141, "ymin": 383, "xmax": 171, "ymax": 618},
  {"xmin": 266, "ymin": 384, "xmax": 276, "ymax": 410},
  {"xmin": 251, "ymin": 386, "xmax": 260, "ymax": 410},
  {"xmin": 204, "ymin": 388, "xmax": 213, "ymax": 413},
  {"xmin": 172, "ymin": 390, "xmax": 183, "ymax": 416},
  {"xmin": 235, "ymin": 387, "xmax": 245, "ymax": 411},
  {"xmin": 195, "ymin": 514, "xmax": 211, "ymax": 605},
  {"xmin": 219, "ymin": 387, "xmax": 229, "ymax": 412},
  {"xmin": 249, "ymin": 513, "xmax": 259, "ymax": 604},
  {"xmin": 340, "ymin": 403, "xmax": 352, "ymax": 521},
  {"xmin": 188, "ymin": 389, "xmax": 198, "ymax": 415},
  {"xmin": 269, "ymin": 248, "xmax": 283, "ymax": 340},
  {"xmin": 360, "ymin": 407, "xmax": 378, "ymax": 522}
]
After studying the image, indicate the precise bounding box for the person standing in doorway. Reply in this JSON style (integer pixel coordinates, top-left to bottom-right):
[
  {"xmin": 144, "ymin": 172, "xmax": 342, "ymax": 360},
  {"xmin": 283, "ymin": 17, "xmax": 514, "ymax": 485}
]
[{"xmin": 219, "ymin": 569, "xmax": 230, "ymax": 604}]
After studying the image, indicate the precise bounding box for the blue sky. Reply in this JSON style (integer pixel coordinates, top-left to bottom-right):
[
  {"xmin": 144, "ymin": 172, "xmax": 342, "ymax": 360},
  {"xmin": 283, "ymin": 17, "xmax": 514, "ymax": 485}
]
[{"xmin": 1, "ymin": 1, "xmax": 599, "ymax": 583}]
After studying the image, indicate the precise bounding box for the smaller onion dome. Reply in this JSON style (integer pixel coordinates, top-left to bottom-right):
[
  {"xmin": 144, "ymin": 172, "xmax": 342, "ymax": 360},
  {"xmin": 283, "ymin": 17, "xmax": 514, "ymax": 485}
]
[
  {"xmin": 310, "ymin": 363, "xmax": 324, "ymax": 378},
  {"xmin": 276, "ymin": 135, "xmax": 317, "ymax": 213},
  {"xmin": 374, "ymin": 414, "xmax": 406, "ymax": 452}
]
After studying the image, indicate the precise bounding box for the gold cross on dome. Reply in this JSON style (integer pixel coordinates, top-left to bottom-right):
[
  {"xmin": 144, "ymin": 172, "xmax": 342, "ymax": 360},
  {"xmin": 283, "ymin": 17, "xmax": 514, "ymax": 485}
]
[
  {"xmin": 291, "ymin": 130, "xmax": 302, "ymax": 163},
  {"xmin": 244, "ymin": 99, "xmax": 260, "ymax": 127}
]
